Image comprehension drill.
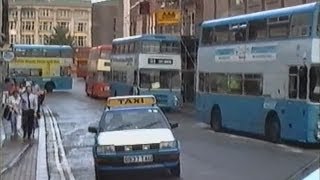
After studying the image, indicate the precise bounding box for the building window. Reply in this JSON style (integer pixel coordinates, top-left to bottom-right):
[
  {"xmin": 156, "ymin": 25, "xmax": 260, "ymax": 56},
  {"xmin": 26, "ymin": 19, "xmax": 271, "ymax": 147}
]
[
  {"xmin": 21, "ymin": 9, "xmax": 35, "ymax": 18},
  {"xmin": 77, "ymin": 22, "xmax": 86, "ymax": 32},
  {"xmin": 57, "ymin": 22, "xmax": 69, "ymax": 30},
  {"xmin": 76, "ymin": 36, "xmax": 86, "ymax": 47},
  {"xmin": 57, "ymin": 9, "xmax": 70, "ymax": 17},
  {"xmin": 21, "ymin": 35, "xmax": 35, "ymax": 44},
  {"xmin": 9, "ymin": 9, "xmax": 18, "ymax": 18},
  {"xmin": 10, "ymin": 35, "xmax": 16, "ymax": 44},
  {"xmin": 39, "ymin": 21, "xmax": 53, "ymax": 31},
  {"xmin": 39, "ymin": 35, "xmax": 49, "ymax": 45},
  {"xmin": 231, "ymin": 0, "xmax": 244, "ymax": 6},
  {"xmin": 39, "ymin": 9, "xmax": 51, "ymax": 17},
  {"xmin": 9, "ymin": 21, "xmax": 16, "ymax": 30},
  {"xmin": 75, "ymin": 10, "xmax": 88, "ymax": 17},
  {"xmin": 22, "ymin": 21, "xmax": 35, "ymax": 31}
]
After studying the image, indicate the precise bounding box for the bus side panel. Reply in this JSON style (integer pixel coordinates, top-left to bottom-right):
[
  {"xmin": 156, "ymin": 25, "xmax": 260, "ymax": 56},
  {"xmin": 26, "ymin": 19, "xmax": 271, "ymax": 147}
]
[
  {"xmin": 110, "ymin": 82, "xmax": 132, "ymax": 96},
  {"xmin": 277, "ymin": 100, "xmax": 309, "ymax": 142},
  {"xmin": 51, "ymin": 77, "xmax": 73, "ymax": 90},
  {"xmin": 307, "ymin": 104, "xmax": 320, "ymax": 143}
]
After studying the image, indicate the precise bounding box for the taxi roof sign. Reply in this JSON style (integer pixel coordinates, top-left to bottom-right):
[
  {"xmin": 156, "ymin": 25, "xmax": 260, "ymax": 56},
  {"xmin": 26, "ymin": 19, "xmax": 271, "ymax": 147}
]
[{"xmin": 106, "ymin": 95, "xmax": 157, "ymax": 108}]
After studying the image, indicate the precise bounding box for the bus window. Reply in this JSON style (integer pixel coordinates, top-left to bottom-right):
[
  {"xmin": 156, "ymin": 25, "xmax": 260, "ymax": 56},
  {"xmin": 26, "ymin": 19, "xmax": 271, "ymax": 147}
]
[
  {"xmin": 249, "ymin": 19, "xmax": 267, "ymax": 40},
  {"xmin": 228, "ymin": 74, "xmax": 243, "ymax": 94},
  {"xmin": 61, "ymin": 49, "xmax": 73, "ymax": 58},
  {"xmin": 201, "ymin": 27, "xmax": 214, "ymax": 45},
  {"xmin": 243, "ymin": 74, "xmax": 263, "ymax": 96},
  {"xmin": 100, "ymin": 50, "xmax": 110, "ymax": 59},
  {"xmin": 290, "ymin": 13, "xmax": 312, "ymax": 37},
  {"xmin": 45, "ymin": 48, "xmax": 60, "ymax": 57},
  {"xmin": 214, "ymin": 73, "xmax": 228, "ymax": 93},
  {"xmin": 215, "ymin": 25, "xmax": 229, "ymax": 43},
  {"xmin": 299, "ymin": 65, "xmax": 307, "ymax": 99},
  {"xmin": 268, "ymin": 16, "xmax": 290, "ymax": 38},
  {"xmin": 230, "ymin": 23, "xmax": 247, "ymax": 42},
  {"xmin": 32, "ymin": 48, "xmax": 44, "ymax": 57},
  {"xmin": 142, "ymin": 41, "xmax": 160, "ymax": 53},
  {"xmin": 309, "ymin": 66, "xmax": 320, "ymax": 102},
  {"xmin": 289, "ymin": 66, "xmax": 298, "ymax": 99},
  {"xmin": 199, "ymin": 73, "xmax": 205, "ymax": 92}
]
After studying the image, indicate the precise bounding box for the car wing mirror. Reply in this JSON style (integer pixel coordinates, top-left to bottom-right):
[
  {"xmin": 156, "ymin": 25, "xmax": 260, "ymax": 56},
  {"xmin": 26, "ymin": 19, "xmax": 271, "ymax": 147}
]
[
  {"xmin": 170, "ymin": 123, "xmax": 179, "ymax": 129},
  {"xmin": 88, "ymin": 126, "xmax": 98, "ymax": 133}
]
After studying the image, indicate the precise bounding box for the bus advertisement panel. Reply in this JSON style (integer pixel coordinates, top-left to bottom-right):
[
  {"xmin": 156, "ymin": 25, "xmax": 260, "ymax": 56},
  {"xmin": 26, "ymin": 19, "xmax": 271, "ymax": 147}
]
[
  {"xmin": 75, "ymin": 47, "xmax": 90, "ymax": 78},
  {"xmin": 111, "ymin": 34, "xmax": 183, "ymax": 111},
  {"xmin": 85, "ymin": 45, "xmax": 112, "ymax": 99},
  {"xmin": 197, "ymin": 3, "xmax": 320, "ymax": 144},
  {"xmin": 10, "ymin": 44, "xmax": 73, "ymax": 92}
]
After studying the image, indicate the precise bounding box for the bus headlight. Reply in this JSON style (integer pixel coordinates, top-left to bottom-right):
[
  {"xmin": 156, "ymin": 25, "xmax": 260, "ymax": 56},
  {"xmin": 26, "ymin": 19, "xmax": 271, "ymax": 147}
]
[
  {"xmin": 160, "ymin": 141, "xmax": 177, "ymax": 149},
  {"xmin": 96, "ymin": 145, "xmax": 115, "ymax": 154}
]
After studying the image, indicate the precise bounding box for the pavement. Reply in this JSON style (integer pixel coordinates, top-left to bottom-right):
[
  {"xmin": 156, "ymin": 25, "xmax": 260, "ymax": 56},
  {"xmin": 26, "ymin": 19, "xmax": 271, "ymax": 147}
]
[
  {"xmin": 43, "ymin": 78, "xmax": 319, "ymax": 180},
  {"xmin": 0, "ymin": 111, "xmax": 47, "ymax": 180}
]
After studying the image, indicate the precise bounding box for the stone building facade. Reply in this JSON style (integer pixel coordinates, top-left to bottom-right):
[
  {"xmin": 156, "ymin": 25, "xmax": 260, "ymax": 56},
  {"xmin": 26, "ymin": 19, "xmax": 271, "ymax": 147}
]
[{"xmin": 8, "ymin": 0, "xmax": 92, "ymax": 47}]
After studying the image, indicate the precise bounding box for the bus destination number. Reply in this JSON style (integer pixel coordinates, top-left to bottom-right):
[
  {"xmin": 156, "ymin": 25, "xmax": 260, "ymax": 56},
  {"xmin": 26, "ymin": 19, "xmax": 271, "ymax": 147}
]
[{"xmin": 148, "ymin": 58, "xmax": 173, "ymax": 65}]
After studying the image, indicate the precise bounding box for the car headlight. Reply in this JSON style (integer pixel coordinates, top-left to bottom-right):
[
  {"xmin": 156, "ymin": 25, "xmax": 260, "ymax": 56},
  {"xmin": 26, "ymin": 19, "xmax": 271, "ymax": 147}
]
[
  {"xmin": 96, "ymin": 145, "xmax": 115, "ymax": 154},
  {"xmin": 317, "ymin": 121, "xmax": 320, "ymax": 129},
  {"xmin": 160, "ymin": 141, "xmax": 177, "ymax": 149}
]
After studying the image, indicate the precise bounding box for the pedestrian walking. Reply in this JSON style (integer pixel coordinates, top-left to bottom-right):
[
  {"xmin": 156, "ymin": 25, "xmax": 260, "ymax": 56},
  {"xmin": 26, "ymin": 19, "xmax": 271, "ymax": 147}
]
[
  {"xmin": 20, "ymin": 85, "xmax": 38, "ymax": 140},
  {"xmin": 7, "ymin": 90, "xmax": 21, "ymax": 138}
]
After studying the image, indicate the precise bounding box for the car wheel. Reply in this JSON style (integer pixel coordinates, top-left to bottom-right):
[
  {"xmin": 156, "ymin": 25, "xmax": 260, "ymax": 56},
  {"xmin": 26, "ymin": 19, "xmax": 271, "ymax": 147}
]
[{"xmin": 170, "ymin": 163, "xmax": 181, "ymax": 177}]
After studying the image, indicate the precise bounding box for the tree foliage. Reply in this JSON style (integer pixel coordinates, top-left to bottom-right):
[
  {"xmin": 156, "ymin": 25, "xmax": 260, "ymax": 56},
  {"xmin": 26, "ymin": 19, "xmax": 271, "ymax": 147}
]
[{"xmin": 45, "ymin": 26, "xmax": 75, "ymax": 47}]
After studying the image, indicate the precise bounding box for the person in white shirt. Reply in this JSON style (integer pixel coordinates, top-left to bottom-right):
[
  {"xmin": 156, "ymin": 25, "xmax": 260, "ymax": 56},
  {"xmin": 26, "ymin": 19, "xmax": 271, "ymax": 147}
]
[
  {"xmin": 8, "ymin": 90, "xmax": 21, "ymax": 137},
  {"xmin": 20, "ymin": 85, "xmax": 38, "ymax": 139}
]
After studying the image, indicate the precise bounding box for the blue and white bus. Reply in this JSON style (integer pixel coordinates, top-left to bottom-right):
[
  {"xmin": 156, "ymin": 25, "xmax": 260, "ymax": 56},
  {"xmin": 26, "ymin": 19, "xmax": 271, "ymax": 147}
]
[
  {"xmin": 110, "ymin": 34, "xmax": 183, "ymax": 111},
  {"xmin": 196, "ymin": 3, "xmax": 320, "ymax": 144},
  {"xmin": 10, "ymin": 44, "xmax": 73, "ymax": 92}
]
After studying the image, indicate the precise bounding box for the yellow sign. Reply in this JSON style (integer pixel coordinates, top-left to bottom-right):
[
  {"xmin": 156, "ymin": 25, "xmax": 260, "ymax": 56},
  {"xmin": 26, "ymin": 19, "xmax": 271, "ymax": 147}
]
[
  {"xmin": 155, "ymin": 9, "xmax": 181, "ymax": 25},
  {"xmin": 11, "ymin": 58, "xmax": 60, "ymax": 64},
  {"xmin": 106, "ymin": 95, "xmax": 156, "ymax": 108}
]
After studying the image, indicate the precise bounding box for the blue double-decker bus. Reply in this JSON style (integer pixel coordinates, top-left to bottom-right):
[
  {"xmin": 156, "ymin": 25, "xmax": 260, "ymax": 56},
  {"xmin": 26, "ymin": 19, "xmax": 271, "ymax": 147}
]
[
  {"xmin": 197, "ymin": 3, "xmax": 320, "ymax": 144},
  {"xmin": 10, "ymin": 44, "xmax": 73, "ymax": 92},
  {"xmin": 110, "ymin": 34, "xmax": 183, "ymax": 111}
]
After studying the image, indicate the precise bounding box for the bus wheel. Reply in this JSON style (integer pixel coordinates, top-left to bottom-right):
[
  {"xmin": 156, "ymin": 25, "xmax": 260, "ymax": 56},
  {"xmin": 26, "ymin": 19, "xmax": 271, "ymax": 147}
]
[
  {"xmin": 210, "ymin": 107, "xmax": 222, "ymax": 132},
  {"xmin": 45, "ymin": 82, "xmax": 55, "ymax": 93},
  {"xmin": 265, "ymin": 113, "xmax": 281, "ymax": 143}
]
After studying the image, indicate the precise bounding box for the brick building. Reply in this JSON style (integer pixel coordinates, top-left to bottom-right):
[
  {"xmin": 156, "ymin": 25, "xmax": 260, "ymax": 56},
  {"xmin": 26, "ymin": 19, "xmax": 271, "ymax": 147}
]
[{"xmin": 91, "ymin": 0, "xmax": 130, "ymax": 46}]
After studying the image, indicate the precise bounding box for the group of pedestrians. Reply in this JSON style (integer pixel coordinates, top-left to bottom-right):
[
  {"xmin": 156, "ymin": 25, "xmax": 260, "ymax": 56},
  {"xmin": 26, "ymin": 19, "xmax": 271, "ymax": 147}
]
[{"xmin": 2, "ymin": 78, "xmax": 45, "ymax": 140}]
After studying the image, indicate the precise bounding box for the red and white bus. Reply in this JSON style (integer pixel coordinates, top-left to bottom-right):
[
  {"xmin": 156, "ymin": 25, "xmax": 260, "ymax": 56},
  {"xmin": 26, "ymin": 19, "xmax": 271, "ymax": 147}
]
[
  {"xmin": 85, "ymin": 45, "xmax": 112, "ymax": 99},
  {"xmin": 75, "ymin": 47, "xmax": 90, "ymax": 79}
]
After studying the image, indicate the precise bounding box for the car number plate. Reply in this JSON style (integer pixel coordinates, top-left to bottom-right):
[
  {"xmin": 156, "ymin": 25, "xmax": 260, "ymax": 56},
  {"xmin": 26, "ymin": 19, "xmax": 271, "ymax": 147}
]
[{"xmin": 123, "ymin": 155, "xmax": 153, "ymax": 164}]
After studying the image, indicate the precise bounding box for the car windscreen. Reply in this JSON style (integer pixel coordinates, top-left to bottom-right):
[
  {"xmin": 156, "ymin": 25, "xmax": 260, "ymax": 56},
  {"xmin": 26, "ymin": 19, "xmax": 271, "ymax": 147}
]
[{"xmin": 100, "ymin": 108, "xmax": 169, "ymax": 132}]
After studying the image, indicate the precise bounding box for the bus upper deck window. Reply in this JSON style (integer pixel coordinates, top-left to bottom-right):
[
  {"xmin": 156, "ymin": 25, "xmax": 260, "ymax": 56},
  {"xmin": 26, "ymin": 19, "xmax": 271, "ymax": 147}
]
[{"xmin": 249, "ymin": 20, "xmax": 267, "ymax": 40}]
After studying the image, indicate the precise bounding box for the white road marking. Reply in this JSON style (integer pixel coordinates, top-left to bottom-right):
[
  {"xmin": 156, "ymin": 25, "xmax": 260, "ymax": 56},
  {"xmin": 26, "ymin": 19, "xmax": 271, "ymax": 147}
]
[
  {"xmin": 46, "ymin": 107, "xmax": 65, "ymax": 180},
  {"xmin": 276, "ymin": 144, "xmax": 303, "ymax": 153},
  {"xmin": 36, "ymin": 113, "xmax": 49, "ymax": 180},
  {"xmin": 47, "ymin": 106, "xmax": 75, "ymax": 180},
  {"xmin": 194, "ymin": 122, "xmax": 210, "ymax": 128}
]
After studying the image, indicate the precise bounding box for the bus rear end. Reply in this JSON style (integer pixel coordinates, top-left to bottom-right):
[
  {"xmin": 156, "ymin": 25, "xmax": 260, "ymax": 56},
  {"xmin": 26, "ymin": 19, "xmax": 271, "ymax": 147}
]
[
  {"xmin": 75, "ymin": 47, "xmax": 90, "ymax": 78},
  {"xmin": 86, "ymin": 45, "xmax": 112, "ymax": 99}
]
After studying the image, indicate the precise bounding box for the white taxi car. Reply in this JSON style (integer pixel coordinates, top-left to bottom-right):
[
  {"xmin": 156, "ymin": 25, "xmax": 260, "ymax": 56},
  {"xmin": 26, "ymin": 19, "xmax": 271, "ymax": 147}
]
[{"xmin": 88, "ymin": 95, "xmax": 181, "ymax": 179}]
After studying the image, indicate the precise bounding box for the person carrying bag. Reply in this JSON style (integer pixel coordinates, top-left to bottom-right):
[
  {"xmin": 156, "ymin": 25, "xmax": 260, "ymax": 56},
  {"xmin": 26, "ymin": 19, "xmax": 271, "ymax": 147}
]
[{"xmin": 7, "ymin": 90, "xmax": 21, "ymax": 137}]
